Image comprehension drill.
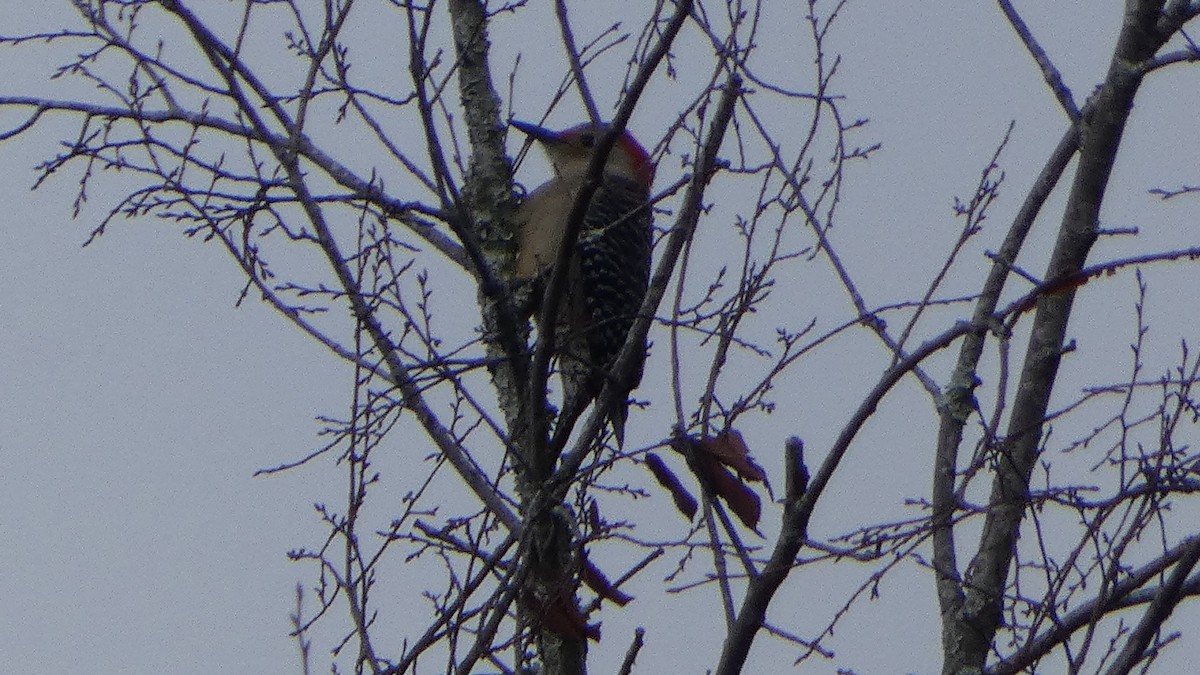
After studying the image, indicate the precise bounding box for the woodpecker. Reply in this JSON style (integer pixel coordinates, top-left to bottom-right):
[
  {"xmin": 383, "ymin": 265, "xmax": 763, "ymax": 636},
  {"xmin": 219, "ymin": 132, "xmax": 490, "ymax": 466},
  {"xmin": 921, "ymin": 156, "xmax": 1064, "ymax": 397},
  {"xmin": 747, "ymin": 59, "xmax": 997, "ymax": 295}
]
[{"xmin": 512, "ymin": 119, "xmax": 655, "ymax": 447}]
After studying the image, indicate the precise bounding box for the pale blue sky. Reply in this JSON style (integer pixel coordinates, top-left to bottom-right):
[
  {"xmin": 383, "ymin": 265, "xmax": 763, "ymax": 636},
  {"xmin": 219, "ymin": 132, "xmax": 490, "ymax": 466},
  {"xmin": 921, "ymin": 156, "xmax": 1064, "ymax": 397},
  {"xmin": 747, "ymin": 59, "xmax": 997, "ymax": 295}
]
[{"xmin": 3, "ymin": 2, "xmax": 1200, "ymax": 673}]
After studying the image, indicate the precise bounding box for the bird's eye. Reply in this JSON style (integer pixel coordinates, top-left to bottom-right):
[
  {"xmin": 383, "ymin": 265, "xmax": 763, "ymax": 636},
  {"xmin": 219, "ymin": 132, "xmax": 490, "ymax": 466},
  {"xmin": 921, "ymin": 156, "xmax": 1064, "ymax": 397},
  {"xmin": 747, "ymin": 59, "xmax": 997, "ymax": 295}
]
[{"xmin": 578, "ymin": 133, "xmax": 595, "ymax": 148}]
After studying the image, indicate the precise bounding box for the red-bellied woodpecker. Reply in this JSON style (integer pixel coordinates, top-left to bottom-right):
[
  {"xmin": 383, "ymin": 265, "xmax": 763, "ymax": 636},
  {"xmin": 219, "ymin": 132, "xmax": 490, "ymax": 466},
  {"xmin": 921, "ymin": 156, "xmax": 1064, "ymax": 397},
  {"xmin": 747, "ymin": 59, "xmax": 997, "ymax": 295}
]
[{"xmin": 512, "ymin": 120, "xmax": 655, "ymax": 447}]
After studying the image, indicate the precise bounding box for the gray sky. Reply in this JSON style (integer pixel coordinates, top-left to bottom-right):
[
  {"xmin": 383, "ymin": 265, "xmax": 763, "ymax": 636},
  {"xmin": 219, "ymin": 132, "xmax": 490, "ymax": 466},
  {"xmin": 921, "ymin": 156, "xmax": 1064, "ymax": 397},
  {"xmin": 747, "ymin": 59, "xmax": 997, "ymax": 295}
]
[{"xmin": 3, "ymin": 2, "xmax": 1200, "ymax": 673}]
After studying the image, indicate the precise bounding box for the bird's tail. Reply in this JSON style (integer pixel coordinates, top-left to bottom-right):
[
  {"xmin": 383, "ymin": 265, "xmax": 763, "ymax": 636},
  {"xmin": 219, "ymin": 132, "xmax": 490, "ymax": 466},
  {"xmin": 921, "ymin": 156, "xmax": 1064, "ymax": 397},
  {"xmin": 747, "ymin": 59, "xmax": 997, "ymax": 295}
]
[{"xmin": 607, "ymin": 395, "xmax": 630, "ymax": 449}]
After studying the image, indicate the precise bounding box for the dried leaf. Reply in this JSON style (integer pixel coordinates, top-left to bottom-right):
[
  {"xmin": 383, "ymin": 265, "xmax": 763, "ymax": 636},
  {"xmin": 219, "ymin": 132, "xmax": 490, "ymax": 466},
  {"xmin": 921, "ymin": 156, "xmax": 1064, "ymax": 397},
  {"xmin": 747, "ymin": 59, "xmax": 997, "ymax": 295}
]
[
  {"xmin": 582, "ymin": 556, "xmax": 633, "ymax": 606},
  {"xmin": 523, "ymin": 592, "xmax": 601, "ymax": 642},
  {"xmin": 697, "ymin": 429, "xmax": 765, "ymax": 481},
  {"xmin": 547, "ymin": 596, "xmax": 601, "ymax": 642},
  {"xmin": 704, "ymin": 456, "xmax": 762, "ymax": 530},
  {"xmin": 645, "ymin": 452, "xmax": 698, "ymax": 519}
]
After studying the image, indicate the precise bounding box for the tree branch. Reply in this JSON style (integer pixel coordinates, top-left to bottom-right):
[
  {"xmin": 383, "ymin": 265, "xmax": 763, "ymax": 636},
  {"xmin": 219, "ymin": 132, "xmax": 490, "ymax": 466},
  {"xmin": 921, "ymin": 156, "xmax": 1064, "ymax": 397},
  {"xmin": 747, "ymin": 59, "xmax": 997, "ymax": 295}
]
[{"xmin": 951, "ymin": 3, "xmax": 1172, "ymax": 671}]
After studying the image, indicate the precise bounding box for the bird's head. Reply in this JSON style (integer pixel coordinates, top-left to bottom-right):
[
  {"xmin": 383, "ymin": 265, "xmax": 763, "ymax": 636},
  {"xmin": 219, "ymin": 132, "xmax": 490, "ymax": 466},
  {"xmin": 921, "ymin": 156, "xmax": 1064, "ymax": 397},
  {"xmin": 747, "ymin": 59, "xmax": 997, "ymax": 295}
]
[{"xmin": 511, "ymin": 120, "xmax": 655, "ymax": 189}]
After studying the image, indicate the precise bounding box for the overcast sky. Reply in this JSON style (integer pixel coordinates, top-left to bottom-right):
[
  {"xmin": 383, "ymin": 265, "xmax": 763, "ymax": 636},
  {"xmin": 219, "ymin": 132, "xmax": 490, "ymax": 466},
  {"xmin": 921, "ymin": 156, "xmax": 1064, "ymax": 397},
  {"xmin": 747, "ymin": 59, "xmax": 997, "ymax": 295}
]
[{"xmin": 3, "ymin": 2, "xmax": 1200, "ymax": 673}]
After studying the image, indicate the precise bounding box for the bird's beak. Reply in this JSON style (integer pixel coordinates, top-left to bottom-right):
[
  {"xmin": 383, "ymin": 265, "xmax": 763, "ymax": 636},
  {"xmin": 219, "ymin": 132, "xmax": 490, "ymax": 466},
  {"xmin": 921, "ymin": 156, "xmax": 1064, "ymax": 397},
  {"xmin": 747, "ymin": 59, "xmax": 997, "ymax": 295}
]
[{"xmin": 510, "ymin": 119, "xmax": 562, "ymax": 145}]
